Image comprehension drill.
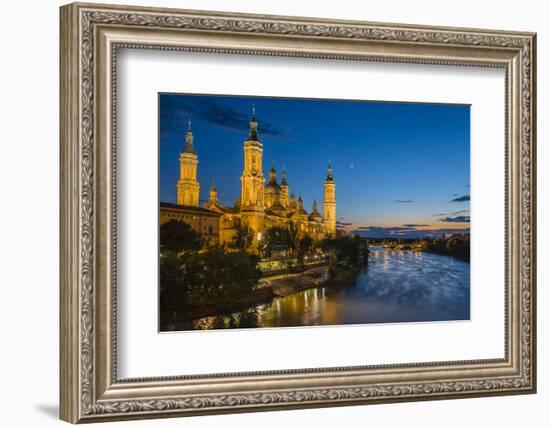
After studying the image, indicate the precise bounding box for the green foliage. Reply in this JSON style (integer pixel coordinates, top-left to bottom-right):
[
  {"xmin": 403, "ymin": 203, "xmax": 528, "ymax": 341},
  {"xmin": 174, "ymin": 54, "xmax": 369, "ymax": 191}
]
[
  {"xmin": 211, "ymin": 317, "xmax": 226, "ymax": 329},
  {"xmin": 229, "ymin": 225, "xmax": 254, "ymax": 251},
  {"xmin": 262, "ymin": 226, "xmax": 291, "ymax": 257},
  {"xmin": 238, "ymin": 308, "xmax": 260, "ymax": 328},
  {"xmin": 321, "ymin": 235, "xmax": 362, "ymax": 267},
  {"xmin": 297, "ymin": 235, "xmax": 314, "ymax": 269},
  {"xmin": 204, "ymin": 308, "xmax": 260, "ymax": 330},
  {"xmin": 160, "ymin": 244, "xmax": 262, "ymax": 320},
  {"xmin": 160, "ymin": 219, "xmax": 201, "ymax": 253},
  {"xmin": 159, "ymin": 251, "xmax": 190, "ymax": 316},
  {"xmin": 286, "ymin": 222, "xmax": 300, "ymax": 256},
  {"xmin": 184, "ymin": 246, "xmax": 261, "ymax": 309},
  {"xmin": 426, "ymin": 238, "xmax": 470, "ymax": 262}
]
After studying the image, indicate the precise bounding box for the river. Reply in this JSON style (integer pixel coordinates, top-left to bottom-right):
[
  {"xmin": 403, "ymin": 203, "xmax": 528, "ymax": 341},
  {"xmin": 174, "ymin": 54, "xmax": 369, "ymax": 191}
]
[{"xmin": 186, "ymin": 247, "xmax": 470, "ymax": 330}]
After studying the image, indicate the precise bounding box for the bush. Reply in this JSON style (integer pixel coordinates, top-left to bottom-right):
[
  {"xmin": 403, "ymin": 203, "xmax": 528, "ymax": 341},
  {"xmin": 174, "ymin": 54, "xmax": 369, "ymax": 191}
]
[
  {"xmin": 160, "ymin": 220, "xmax": 201, "ymax": 253},
  {"xmin": 228, "ymin": 225, "xmax": 254, "ymax": 251},
  {"xmin": 321, "ymin": 235, "xmax": 362, "ymax": 267},
  {"xmin": 426, "ymin": 238, "xmax": 470, "ymax": 262},
  {"xmin": 262, "ymin": 226, "xmax": 291, "ymax": 257},
  {"xmin": 184, "ymin": 247, "xmax": 261, "ymax": 309},
  {"xmin": 159, "ymin": 251, "xmax": 190, "ymax": 318}
]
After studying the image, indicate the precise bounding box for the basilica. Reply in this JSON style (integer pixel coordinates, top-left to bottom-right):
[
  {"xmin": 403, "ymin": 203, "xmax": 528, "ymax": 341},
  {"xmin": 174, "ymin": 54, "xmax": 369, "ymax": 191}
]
[{"xmin": 159, "ymin": 107, "xmax": 336, "ymax": 249}]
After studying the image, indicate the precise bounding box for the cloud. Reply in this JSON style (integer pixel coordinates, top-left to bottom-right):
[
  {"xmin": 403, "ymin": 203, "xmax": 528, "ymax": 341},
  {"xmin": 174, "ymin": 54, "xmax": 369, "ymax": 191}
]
[
  {"xmin": 356, "ymin": 226, "xmax": 415, "ymax": 233},
  {"xmin": 160, "ymin": 95, "xmax": 289, "ymax": 142},
  {"xmin": 336, "ymin": 221, "xmax": 353, "ymax": 226},
  {"xmin": 350, "ymin": 226, "xmax": 470, "ymax": 239},
  {"xmin": 402, "ymin": 224, "xmax": 429, "ymax": 227},
  {"xmin": 451, "ymin": 195, "xmax": 470, "ymax": 202},
  {"xmin": 394, "ymin": 200, "xmax": 413, "ymax": 203},
  {"xmin": 433, "ymin": 209, "xmax": 470, "ymax": 218},
  {"xmin": 440, "ymin": 215, "xmax": 470, "ymax": 223}
]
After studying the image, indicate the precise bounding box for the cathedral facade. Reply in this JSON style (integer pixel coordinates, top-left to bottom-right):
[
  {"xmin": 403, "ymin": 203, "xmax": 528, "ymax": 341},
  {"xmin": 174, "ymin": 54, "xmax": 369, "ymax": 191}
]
[{"xmin": 162, "ymin": 107, "xmax": 336, "ymax": 249}]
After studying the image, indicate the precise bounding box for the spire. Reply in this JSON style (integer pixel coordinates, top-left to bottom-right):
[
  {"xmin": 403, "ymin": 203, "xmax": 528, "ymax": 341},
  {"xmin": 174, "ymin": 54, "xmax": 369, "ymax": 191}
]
[
  {"xmin": 269, "ymin": 161, "xmax": 277, "ymax": 184},
  {"xmin": 183, "ymin": 118, "xmax": 195, "ymax": 154},
  {"xmin": 209, "ymin": 178, "xmax": 218, "ymax": 204},
  {"xmin": 326, "ymin": 160, "xmax": 333, "ymax": 181},
  {"xmin": 289, "ymin": 193, "xmax": 297, "ymax": 209},
  {"xmin": 248, "ymin": 103, "xmax": 259, "ymax": 141},
  {"xmin": 296, "ymin": 194, "xmax": 307, "ymax": 215},
  {"xmin": 297, "ymin": 194, "xmax": 304, "ymax": 210},
  {"xmin": 281, "ymin": 165, "xmax": 287, "ymax": 186},
  {"xmin": 309, "ymin": 199, "xmax": 322, "ymax": 222}
]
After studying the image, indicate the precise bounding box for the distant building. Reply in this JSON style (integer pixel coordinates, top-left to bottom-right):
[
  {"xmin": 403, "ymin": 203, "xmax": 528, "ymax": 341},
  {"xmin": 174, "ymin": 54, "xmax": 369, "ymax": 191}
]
[
  {"xmin": 160, "ymin": 107, "xmax": 337, "ymax": 251},
  {"xmin": 442, "ymin": 232, "xmax": 470, "ymax": 241}
]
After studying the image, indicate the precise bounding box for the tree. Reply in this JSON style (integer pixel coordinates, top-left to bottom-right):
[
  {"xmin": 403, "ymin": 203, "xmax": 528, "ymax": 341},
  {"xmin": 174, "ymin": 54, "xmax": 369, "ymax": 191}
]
[
  {"xmin": 426, "ymin": 238, "xmax": 470, "ymax": 262},
  {"xmin": 297, "ymin": 235, "xmax": 314, "ymax": 270},
  {"xmin": 160, "ymin": 220, "xmax": 201, "ymax": 253},
  {"xmin": 263, "ymin": 226, "xmax": 291, "ymax": 257},
  {"xmin": 186, "ymin": 246, "xmax": 261, "ymax": 309},
  {"xmin": 159, "ymin": 251, "xmax": 189, "ymax": 320},
  {"xmin": 321, "ymin": 235, "xmax": 362, "ymax": 267},
  {"xmin": 229, "ymin": 225, "xmax": 254, "ymax": 252},
  {"xmin": 238, "ymin": 308, "xmax": 260, "ymax": 328},
  {"xmin": 286, "ymin": 222, "xmax": 301, "ymax": 256}
]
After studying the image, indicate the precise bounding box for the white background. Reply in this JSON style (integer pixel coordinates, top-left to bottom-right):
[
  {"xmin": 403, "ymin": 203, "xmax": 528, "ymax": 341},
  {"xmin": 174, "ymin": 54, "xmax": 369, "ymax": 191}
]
[
  {"xmin": 0, "ymin": 0, "xmax": 547, "ymax": 426},
  {"xmin": 118, "ymin": 50, "xmax": 504, "ymax": 377}
]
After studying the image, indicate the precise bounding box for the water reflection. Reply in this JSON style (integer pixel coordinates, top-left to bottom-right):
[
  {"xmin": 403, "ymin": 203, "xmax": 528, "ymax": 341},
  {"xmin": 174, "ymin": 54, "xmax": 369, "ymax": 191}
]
[{"xmin": 183, "ymin": 247, "xmax": 470, "ymax": 330}]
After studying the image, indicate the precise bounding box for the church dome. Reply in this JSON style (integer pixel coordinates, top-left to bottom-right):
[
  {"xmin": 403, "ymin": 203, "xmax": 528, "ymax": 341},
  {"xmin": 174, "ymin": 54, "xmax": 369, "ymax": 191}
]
[
  {"xmin": 292, "ymin": 195, "xmax": 308, "ymax": 220},
  {"xmin": 308, "ymin": 200, "xmax": 323, "ymax": 222},
  {"xmin": 265, "ymin": 162, "xmax": 281, "ymax": 196},
  {"xmin": 267, "ymin": 199, "xmax": 286, "ymax": 216},
  {"xmin": 309, "ymin": 211, "xmax": 323, "ymax": 223},
  {"xmin": 264, "ymin": 181, "xmax": 281, "ymax": 195}
]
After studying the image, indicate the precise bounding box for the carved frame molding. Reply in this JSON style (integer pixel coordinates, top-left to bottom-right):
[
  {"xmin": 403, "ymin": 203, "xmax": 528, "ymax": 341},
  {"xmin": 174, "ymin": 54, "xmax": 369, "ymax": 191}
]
[{"xmin": 60, "ymin": 2, "xmax": 536, "ymax": 423}]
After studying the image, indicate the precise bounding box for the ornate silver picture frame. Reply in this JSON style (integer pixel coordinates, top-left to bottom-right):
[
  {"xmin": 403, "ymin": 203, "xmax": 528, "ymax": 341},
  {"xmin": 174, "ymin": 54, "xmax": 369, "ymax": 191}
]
[{"xmin": 60, "ymin": 2, "xmax": 536, "ymax": 423}]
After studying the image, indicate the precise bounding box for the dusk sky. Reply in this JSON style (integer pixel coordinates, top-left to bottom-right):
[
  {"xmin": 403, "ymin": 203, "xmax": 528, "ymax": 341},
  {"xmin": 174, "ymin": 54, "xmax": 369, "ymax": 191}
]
[{"xmin": 159, "ymin": 93, "xmax": 470, "ymax": 238}]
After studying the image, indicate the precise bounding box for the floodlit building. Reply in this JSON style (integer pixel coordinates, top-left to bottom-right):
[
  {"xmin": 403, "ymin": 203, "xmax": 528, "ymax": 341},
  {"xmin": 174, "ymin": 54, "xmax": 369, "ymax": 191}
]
[{"xmin": 160, "ymin": 107, "xmax": 337, "ymax": 249}]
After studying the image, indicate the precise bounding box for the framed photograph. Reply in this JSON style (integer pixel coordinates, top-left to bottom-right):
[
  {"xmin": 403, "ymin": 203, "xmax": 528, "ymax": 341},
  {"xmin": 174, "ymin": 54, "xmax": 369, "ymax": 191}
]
[{"xmin": 60, "ymin": 2, "xmax": 537, "ymax": 423}]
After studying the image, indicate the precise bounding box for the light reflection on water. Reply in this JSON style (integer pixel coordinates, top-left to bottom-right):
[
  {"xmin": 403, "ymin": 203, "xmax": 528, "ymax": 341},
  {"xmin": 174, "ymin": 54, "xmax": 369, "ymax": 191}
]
[
  {"xmin": 179, "ymin": 247, "xmax": 471, "ymax": 330},
  {"xmin": 255, "ymin": 247, "xmax": 470, "ymax": 328}
]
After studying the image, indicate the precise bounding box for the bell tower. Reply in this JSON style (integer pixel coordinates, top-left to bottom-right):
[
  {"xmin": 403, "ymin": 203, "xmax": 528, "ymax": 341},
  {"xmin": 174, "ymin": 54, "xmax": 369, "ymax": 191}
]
[
  {"xmin": 208, "ymin": 179, "xmax": 218, "ymax": 204},
  {"xmin": 240, "ymin": 105, "xmax": 265, "ymax": 243},
  {"xmin": 176, "ymin": 120, "xmax": 200, "ymax": 206},
  {"xmin": 323, "ymin": 161, "xmax": 336, "ymax": 237},
  {"xmin": 280, "ymin": 166, "xmax": 289, "ymax": 208}
]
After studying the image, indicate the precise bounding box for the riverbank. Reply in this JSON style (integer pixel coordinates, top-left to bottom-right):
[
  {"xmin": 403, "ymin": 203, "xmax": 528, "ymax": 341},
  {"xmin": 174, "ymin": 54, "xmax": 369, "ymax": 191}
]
[
  {"xmin": 161, "ymin": 265, "xmax": 356, "ymax": 328},
  {"xmin": 164, "ymin": 248, "xmax": 470, "ymax": 331},
  {"xmin": 268, "ymin": 267, "xmax": 330, "ymax": 297},
  {"xmin": 160, "ymin": 285, "xmax": 274, "ymax": 328},
  {"xmin": 424, "ymin": 239, "xmax": 469, "ymax": 262}
]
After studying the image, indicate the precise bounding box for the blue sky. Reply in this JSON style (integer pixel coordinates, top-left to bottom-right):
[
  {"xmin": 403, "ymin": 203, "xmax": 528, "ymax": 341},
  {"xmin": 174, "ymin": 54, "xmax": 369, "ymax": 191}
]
[{"xmin": 159, "ymin": 93, "xmax": 470, "ymax": 238}]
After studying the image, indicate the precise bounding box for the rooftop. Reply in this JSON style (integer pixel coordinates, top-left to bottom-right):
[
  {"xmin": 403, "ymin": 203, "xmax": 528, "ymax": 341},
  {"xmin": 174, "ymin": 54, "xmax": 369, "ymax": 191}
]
[{"xmin": 160, "ymin": 202, "xmax": 222, "ymax": 216}]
